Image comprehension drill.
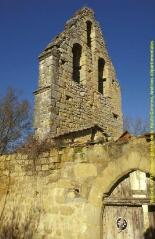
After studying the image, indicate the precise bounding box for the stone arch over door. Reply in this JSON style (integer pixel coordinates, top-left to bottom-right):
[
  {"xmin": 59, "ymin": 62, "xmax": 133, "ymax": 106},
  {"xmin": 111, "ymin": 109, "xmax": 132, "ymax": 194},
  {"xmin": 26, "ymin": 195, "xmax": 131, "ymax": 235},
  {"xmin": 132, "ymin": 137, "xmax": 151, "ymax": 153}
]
[
  {"xmin": 88, "ymin": 151, "xmax": 154, "ymax": 239},
  {"xmin": 89, "ymin": 151, "xmax": 151, "ymax": 206},
  {"xmin": 101, "ymin": 170, "xmax": 155, "ymax": 239}
]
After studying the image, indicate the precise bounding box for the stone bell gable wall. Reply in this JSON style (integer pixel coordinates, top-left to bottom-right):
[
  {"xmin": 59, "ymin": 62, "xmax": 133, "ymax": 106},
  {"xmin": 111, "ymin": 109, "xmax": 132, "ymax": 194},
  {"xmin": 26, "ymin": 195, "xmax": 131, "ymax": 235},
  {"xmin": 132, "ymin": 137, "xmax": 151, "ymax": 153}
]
[{"xmin": 34, "ymin": 7, "xmax": 123, "ymax": 139}]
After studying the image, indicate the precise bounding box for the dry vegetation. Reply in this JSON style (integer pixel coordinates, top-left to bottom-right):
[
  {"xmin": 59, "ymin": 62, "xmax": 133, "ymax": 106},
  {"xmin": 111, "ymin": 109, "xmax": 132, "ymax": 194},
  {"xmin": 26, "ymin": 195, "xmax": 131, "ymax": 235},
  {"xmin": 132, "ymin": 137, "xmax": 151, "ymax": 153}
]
[{"xmin": 0, "ymin": 88, "xmax": 31, "ymax": 155}]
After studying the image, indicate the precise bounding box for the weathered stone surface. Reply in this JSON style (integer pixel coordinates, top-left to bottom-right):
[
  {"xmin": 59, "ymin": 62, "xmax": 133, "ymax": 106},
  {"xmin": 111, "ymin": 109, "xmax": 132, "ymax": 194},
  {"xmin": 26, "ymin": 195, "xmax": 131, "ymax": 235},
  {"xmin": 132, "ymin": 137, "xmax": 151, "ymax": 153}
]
[
  {"xmin": 34, "ymin": 7, "xmax": 123, "ymax": 140},
  {"xmin": 74, "ymin": 163, "xmax": 97, "ymax": 179},
  {"xmin": 0, "ymin": 137, "xmax": 151, "ymax": 239},
  {"xmin": 0, "ymin": 7, "xmax": 152, "ymax": 239}
]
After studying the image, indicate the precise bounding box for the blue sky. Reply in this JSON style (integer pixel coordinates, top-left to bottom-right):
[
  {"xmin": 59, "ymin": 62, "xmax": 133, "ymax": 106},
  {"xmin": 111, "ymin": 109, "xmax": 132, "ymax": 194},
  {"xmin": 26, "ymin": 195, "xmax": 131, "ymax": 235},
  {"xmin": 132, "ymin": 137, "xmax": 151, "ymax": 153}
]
[{"xmin": 0, "ymin": 0, "xmax": 155, "ymax": 121}]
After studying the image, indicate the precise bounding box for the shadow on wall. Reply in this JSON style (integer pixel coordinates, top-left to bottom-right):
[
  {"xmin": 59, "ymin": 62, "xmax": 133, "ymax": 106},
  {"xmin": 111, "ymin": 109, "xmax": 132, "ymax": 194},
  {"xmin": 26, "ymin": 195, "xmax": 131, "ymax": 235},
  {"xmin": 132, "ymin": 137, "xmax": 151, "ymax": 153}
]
[
  {"xmin": 144, "ymin": 227, "xmax": 155, "ymax": 239},
  {"xmin": 0, "ymin": 207, "xmax": 41, "ymax": 239}
]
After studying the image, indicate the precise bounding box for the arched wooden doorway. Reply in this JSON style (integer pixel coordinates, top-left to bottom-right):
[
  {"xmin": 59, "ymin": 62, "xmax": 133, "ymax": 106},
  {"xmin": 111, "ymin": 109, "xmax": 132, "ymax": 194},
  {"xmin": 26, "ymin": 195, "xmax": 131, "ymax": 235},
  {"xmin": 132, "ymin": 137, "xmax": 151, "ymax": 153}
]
[{"xmin": 102, "ymin": 170, "xmax": 155, "ymax": 239}]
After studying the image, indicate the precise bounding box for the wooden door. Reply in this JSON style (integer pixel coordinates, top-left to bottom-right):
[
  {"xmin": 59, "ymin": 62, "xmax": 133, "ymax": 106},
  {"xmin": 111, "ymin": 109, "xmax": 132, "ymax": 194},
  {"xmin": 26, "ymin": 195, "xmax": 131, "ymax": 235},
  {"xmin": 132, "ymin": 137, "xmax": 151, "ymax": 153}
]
[
  {"xmin": 102, "ymin": 170, "xmax": 151, "ymax": 239},
  {"xmin": 102, "ymin": 205, "xmax": 144, "ymax": 239}
]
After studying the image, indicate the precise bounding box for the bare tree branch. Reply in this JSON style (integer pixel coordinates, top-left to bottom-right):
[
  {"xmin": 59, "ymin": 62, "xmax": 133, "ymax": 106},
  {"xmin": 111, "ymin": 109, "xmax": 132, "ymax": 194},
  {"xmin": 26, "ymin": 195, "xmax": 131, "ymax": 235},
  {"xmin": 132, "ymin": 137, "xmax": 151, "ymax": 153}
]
[
  {"xmin": 0, "ymin": 87, "xmax": 32, "ymax": 154},
  {"xmin": 123, "ymin": 116, "xmax": 149, "ymax": 136}
]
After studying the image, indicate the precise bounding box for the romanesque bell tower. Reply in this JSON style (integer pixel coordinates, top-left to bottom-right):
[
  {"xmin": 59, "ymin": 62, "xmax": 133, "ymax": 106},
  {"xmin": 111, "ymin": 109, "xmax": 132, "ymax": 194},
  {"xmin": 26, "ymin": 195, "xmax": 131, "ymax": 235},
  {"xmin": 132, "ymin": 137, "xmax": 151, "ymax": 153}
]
[{"xmin": 34, "ymin": 7, "xmax": 123, "ymax": 140}]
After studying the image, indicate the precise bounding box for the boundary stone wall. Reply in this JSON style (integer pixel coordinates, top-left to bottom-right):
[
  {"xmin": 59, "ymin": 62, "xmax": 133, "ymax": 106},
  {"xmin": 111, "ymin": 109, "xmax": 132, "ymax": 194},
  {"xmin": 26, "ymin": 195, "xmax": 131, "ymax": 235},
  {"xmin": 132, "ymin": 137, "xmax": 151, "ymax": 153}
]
[{"xmin": 0, "ymin": 137, "xmax": 150, "ymax": 239}]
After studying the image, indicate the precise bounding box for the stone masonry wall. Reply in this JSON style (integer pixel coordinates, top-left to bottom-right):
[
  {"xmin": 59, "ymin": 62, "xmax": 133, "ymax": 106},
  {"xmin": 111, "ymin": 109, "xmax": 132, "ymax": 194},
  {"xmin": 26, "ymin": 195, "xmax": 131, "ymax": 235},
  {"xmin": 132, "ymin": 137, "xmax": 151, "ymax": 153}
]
[
  {"xmin": 0, "ymin": 137, "xmax": 151, "ymax": 239},
  {"xmin": 34, "ymin": 7, "xmax": 123, "ymax": 140}
]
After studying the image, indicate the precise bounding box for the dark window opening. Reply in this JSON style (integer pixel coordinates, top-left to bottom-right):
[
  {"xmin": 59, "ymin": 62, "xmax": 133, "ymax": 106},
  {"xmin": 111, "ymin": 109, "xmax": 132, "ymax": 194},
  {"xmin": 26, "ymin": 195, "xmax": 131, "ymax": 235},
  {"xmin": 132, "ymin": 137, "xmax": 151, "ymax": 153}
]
[
  {"xmin": 66, "ymin": 95, "xmax": 72, "ymax": 101},
  {"xmin": 86, "ymin": 21, "xmax": 92, "ymax": 48},
  {"xmin": 98, "ymin": 58, "xmax": 105, "ymax": 94},
  {"xmin": 98, "ymin": 79, "xmax": 104, "ymax": 94},
  {"xmin": 113, "ymin": 113, "xmax": 119, "ymax": 120},
  {"xmin": 72, "ymin": 43, "xmax": 82, "ymax": 83}
]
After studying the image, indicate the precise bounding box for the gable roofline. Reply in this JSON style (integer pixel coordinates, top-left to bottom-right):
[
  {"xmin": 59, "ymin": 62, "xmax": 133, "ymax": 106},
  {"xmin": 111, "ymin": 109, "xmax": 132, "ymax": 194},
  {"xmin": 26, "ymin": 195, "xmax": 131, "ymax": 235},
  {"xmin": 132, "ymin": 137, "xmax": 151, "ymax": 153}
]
[
  {"xmin": 73, "ymin": 7, "xmax": 94, "ymax": 17},
  {"xmin": 39, "ymin": 7, "xmax": 95, "ymax": 59},
  {"xmin": 52, "ymin": 124, "xmax": 110, "ymax": 140}
]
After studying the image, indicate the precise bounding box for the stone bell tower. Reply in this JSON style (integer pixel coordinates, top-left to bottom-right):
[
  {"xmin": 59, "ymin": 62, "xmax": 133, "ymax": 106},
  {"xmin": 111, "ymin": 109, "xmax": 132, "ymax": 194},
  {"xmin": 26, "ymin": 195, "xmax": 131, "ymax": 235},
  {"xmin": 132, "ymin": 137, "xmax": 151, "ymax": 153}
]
[{"xmin": 34, "ymin": 7, "xmax": 123, "ymax": 140}]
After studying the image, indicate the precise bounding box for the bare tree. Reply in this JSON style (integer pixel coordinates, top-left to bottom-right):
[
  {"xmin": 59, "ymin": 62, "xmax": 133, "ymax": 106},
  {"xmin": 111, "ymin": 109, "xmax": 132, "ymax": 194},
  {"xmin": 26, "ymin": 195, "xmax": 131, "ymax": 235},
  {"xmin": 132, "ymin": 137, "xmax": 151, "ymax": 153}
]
[
  {"xmin": 0, "ymin": 87, "xmax": 32, "ymax": 154},
  {"xmin": 123, "ymin": 116, "xmax": 149, "ymax": 136}
]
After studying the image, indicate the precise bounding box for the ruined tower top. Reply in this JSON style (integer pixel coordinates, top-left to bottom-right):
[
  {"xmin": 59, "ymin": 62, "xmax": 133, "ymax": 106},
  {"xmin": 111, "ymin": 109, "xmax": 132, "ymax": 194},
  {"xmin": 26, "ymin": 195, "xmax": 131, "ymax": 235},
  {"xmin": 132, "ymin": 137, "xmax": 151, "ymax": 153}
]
[
  {"xmin": 34, "ymin": 7, "xmax": 123, "ymax": 140},
  {"xmin": 39, "ymin": 7, "xmax": 97, "ymax": 58}
]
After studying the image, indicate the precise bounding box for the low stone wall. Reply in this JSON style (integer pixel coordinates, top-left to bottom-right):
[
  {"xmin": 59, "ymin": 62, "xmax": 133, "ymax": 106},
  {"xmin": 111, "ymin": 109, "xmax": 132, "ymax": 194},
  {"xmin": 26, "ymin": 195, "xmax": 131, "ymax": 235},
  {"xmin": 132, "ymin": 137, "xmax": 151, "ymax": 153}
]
[{"xmin": 0, "ymin": 137, "xmax": 151, "ymax": 239}]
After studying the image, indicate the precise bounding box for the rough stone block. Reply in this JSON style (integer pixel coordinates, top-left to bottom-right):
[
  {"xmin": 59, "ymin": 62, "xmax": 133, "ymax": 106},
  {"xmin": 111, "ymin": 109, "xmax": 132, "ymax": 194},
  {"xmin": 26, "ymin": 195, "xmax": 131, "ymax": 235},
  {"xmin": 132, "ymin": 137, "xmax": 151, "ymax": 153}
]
[{"xmin": 74, "ymin": 163, "xmax": 97, "ymax": 179}]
